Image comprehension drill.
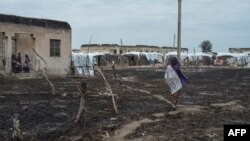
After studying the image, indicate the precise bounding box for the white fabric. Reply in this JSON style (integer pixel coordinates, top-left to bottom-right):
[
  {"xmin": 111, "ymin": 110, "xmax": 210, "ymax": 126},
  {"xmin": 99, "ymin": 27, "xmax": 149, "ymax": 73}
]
[
  {"xmin": 165, "ymin": 51, "xmax": 188, "ymax": 59},
  {"xmin": 72, "ymin": 52, "xmax": 103, "ymax": 77},
  {"xmin": 72, "ymin": 52, "xmax": 112, "ymax": 77},
  {"xmin": 125, "ymin": 52, "xmax": 164, "ymax": 63},
  {"xmin": 71, "ymin": 52, "xmax": 94, "ymax": 77},
  {"xmin": 217, "ymin": 52, "xmax": 248, "ymax": 57},
  {"xmin": 215, "ymin": 53, "xmax": 249, "ymax": 66},
  {"xmin": 164, "ymin": 51, "xmax": 189, "ymax": 64},
  {"xmin": 144, "ymin": 52, "xmax": 164, "ymax": 63},
  {"xmin": 124, "ymin": 51, "xmax": 142, "ymax": 56},
  {"xmin": 188, "ymin": 52, "xmax": 213, "ymax": 61},
  {"xmin": 165, "ymin": 65, "xmax": 182, "ymax": 94}
]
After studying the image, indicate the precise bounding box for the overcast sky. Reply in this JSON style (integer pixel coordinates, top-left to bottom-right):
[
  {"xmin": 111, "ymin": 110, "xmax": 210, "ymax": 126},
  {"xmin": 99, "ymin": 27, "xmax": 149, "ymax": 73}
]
[{"xmin": 0, "ymin": 0, "xmax": 250, "ymax": 52}]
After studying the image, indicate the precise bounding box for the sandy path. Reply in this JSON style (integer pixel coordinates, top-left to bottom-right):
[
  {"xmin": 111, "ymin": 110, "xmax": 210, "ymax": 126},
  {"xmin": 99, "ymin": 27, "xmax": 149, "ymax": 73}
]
[
  {"xmin": 108, "ymin": 118, "xmax": 160, "ymax": 141},
  {"xmin": 153, "ymin": 94, "xmax": 205, "ymax": 115}
]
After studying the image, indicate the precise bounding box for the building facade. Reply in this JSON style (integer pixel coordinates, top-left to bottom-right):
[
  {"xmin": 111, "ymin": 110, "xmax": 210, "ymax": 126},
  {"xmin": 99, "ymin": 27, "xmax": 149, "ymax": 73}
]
[
  {"xmin": 0, "ymin": 14, "xmax": 71, "ymax": 76},
  {"xmin": 229, "ymin": 48, "xmax": 250, "ymax": 54},
  {"xmin": 81, "ymin": 44, "xmax": 188, "ymax": 55}
]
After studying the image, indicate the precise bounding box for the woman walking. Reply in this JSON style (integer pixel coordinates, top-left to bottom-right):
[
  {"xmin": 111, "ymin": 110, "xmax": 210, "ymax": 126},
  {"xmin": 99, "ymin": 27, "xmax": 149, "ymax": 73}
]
[{"xmin": 165, "ymin": 57, "xmax": 189, "ymax": 109}]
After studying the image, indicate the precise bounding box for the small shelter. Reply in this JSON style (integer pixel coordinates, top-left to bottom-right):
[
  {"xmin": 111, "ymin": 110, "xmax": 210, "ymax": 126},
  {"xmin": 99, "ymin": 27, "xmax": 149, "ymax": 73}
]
[
  {"xmin": 188, "ymin": 52, "xmax": 213, "ymax": 65},
  {"xmin": 164, "ymin": 51, "xmax": 188, "ymax": 65},
  {"xmin": 71, "ymin": 52, "xmax": 113, "ymax": 77},
  {"xmin": 143, "ymin": 52, "xmax": 164, "ymax": 64},
  {"xmin": 122, "ymin": 52, "xmax": 149, "ymax": 66},
  {"xmin": 215, "ymin": 53, "xmax": 248, "ymax": 66}
]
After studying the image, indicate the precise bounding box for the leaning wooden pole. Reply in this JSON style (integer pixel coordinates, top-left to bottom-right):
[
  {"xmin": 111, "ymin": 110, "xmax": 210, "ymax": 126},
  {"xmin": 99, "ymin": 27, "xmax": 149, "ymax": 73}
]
[
  {"xmin": 65, "ymin": 69, "xmax": 87, "ymax": 123},
  {"xmin": 95, "ymin": 67, "xmax": 118, "ymax": 113},
  {"xmin": 33, "ymin": 49, "xmax": 55, "ymax": 95},
  {"xmin": 44, "ymin": 75, "xmax": 55, "ymax": 94},
  {"xmin": 74, "ymin": 81, "xmax": 87, "ymax": 123}
]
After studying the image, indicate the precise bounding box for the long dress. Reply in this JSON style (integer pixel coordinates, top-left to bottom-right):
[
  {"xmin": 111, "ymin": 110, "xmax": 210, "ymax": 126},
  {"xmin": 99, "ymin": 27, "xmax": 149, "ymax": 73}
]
[
  {"xmin": 165, "ymin": 65, "xmax": 182, "ymax": 94},
  {"xmin": 165, "ymin": 63, "xmax": 190, "ymax": 94}
]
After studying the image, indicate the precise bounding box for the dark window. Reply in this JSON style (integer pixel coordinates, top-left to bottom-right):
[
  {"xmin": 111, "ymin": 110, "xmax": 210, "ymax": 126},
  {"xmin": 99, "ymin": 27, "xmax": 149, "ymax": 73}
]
[
  {"xmin": 0, "ymin": 33, "xmax": 4, "ymax": 57},
  {"xmin": 50, "ymin": 39, "xmax": 60, "ymax": 57},
  {"xmin": 120, "ymin": 50, "xmax": 123, "ymax": 54},
  {"xmin": 113, "ymin": 50, "xmax": 117, "ymax": 54}
]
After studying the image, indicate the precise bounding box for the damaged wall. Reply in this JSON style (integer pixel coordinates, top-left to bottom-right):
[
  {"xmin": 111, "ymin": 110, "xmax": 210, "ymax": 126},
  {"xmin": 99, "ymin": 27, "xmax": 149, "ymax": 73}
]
[
  {"xmin": 0, "ymin": 13, "xmax": 71, "ymax": 76},
  {"xmin": 81, "ymin": 44, "xmax": 189, "ymax": 55}
]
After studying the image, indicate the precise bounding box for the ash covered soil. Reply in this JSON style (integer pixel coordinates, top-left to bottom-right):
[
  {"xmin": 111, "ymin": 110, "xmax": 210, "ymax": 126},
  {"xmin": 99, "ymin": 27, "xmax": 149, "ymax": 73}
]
[{"xmin": 0, "ymin": 68, "xmax": 250, "ymax": 141}]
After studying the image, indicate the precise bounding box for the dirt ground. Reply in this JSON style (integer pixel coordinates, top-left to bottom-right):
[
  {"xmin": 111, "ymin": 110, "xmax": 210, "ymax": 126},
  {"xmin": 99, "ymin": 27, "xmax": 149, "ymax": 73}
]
[{"xmin": 0, "ymin": 68, "xmax": 250, "ymax": 141}]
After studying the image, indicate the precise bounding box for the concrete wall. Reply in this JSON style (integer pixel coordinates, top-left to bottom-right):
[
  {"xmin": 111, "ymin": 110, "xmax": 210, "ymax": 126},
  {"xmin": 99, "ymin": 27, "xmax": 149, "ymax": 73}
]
[
  {"xmin": 229, "ymin": 48, "xmax": 250, "ymax": 54},
  {"xmin": 81, "ymin": 45, "xmax": 188, "ymax": 55},
  {"xmin": 0, "ymin": 22, "xmax": 71, "ymax": 76}
]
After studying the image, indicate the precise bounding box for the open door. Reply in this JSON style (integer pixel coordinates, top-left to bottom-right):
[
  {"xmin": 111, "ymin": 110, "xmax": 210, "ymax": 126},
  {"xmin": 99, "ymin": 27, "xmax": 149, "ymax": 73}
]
[{"xmin": 15, "ymin": 33, "xmax": 35, "ymax": 72}]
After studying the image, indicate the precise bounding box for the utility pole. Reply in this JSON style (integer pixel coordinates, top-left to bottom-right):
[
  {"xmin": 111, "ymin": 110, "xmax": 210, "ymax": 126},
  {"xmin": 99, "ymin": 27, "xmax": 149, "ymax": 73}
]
[
  {"xmin": 119, "ymin": 38, "xmax": 123, "ymax": 54},
  {"xmin": 173, "ymin": 34, "xmax": 176, "ymax": 47},
  {"xmin": 177, "ymin": 0, "xmax": 182, "ymax": 61},
  {"xmin": 120, "ymin": 38, "xmax": 123, "ymax": 46}
]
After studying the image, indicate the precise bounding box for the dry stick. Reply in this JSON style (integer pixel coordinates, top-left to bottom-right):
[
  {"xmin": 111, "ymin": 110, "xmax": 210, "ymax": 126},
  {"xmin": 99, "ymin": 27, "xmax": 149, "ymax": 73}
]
[
  {"xmin": 123, "ymin": 85, "xmax": 151, "ymax": 94},
  {"xmin": 32, "ymin": 48, "xmax": 47, "ymax": 65},
  {"xmin": 74, "ymin": 85, "xmax": 87, "ymax": 123},
  {"xmin": 44, "ymin": 77, "xmax": 55, "ymax": 95},
  {"xmin": 65, "ymin": 69, "xmax": 87, "ymax": 123},
  {"xmin": 111, "ymin": 61, "xmax": 117, "ymax": 80},
  {"xmin": 32, "ymin": 49, "xmax": 55, "ymax": 94},
  {"xmin": 100, "ymin": 56, "xmax": 118, "ymax": 80},
  {"xmin": 95, "ymin": 67, "xmax": 118, "ymax": 113},
  {"xmin": 137, "ymin": 54, "xmax": 143, "ymax": 86},
  {"xmin": 13, "ymin": 114, "xmax": 23, "ymax": 140}
]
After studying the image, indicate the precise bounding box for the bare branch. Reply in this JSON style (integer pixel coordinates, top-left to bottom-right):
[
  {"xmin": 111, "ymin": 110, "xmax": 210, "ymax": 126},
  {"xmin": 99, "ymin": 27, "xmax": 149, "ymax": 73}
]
[{"xmin": 95, "ymin": 66, "xmax": 118, "ymax": 113}]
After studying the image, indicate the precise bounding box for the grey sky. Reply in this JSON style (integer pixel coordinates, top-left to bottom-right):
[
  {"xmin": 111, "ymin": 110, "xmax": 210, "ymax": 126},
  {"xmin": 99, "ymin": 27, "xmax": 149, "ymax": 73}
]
[{"xmin": 0, "ymin": 0, "xmax": 250, "ymax": 52}]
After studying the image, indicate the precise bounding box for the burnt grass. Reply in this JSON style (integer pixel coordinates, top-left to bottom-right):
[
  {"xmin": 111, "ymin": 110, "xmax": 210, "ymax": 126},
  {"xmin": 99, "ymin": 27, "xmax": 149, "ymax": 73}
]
[{"xmin": 0, "ymin": 68, "xmax": 250, "ymax": 141}]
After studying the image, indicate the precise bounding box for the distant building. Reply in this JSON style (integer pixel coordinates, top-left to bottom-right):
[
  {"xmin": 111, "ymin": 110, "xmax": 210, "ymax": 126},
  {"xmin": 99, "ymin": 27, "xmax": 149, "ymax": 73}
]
[
  {"xmin": 0, "ymin": 13, "xmax": 71, "ymax": 76},
  {"xmin": 81, "ymin": 44, "xmax": 188, "ymax": 55},
  {"xmin": 229, "ymin": 48, "xmax": 250, "ymax": 54},
  {"xmin": 72, "ymin": 49, "xmax": 81, "ymax": 53}
]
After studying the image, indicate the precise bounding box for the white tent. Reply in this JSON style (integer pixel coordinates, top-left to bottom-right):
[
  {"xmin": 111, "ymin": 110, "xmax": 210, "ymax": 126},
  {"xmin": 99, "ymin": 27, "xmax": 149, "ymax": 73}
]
[
  {"xmin": 215, "ymin": 53, "xmax": 248, "ymax": 66},
  {"xmin": 164, "ymin": 51, "xmax": 188, "ymax": 64},
  {"xmin": 165, "ymin": 51, "xmax": 188, "ymax": 59},
  {"xmin": 124, "ymin": 52, "xmax": 164, "ymax": 64},
  {"xmin": 143, "ymin": 52, "xmax": 164, "ymax": 63},
  {"xmin": 124, "ymin": 51, "xmax": 148, "ymax": 65},
  {"xmin": 188, "ymin": 52, "xmax": 213, "ymax": 61},
  {"xmin": 124, "ymin": 51, "xmax": 142, "ymax": 56},
  {"xmin": 217, "ymin": 52, "xmax": 247, "ymax": 57},
  {"xmin": 72, "ymin": 52, "xmax": 111, "ymax": 77}
]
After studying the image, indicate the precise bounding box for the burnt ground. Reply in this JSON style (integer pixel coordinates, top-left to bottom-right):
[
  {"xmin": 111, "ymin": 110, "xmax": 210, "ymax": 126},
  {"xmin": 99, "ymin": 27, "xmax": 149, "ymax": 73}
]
[{"xmin": 0, "ymin": 68, "xmax": 250, "ymax": 141}]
